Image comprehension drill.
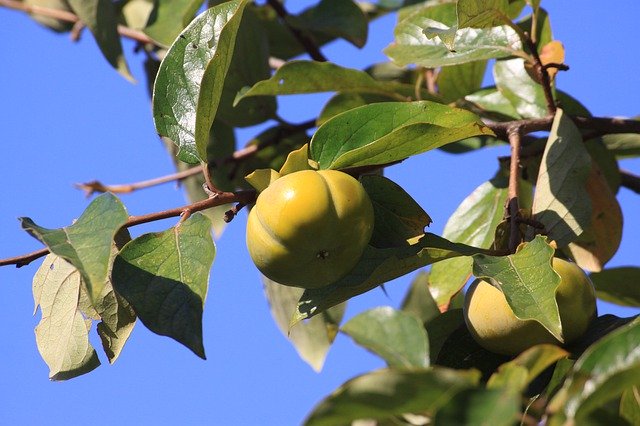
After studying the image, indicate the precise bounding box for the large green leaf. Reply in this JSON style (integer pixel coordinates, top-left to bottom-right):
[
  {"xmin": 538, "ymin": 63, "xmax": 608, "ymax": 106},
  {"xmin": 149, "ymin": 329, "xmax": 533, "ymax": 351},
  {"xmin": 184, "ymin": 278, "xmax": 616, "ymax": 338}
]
[
  {"xmin": 33, "ymin": 255, "xmax": 100, "ymax": 380},
  {"xmin": 263, "ymin": 278, "xmax": 344, "ymax": 372},
  {"xmin": 590, "ymin": 268, "xmax": 640, "ymax": 307},
  {"xmin": 548, "ymin": 318, "xmax": 640, "ymax": 424},
  {"xmin": 21, "ymin": 193, "xmax": 128, "ymax": 304},
  {"xmin": 111, "ymin": 213, "xmax": 215, "ymax": 359},
  {"xmin": 384, "ymin": 3, "xmax": 522, "ymax": 67},
  {"xmin": 401, "ymin": 271, "xmax": 440, "ymax": 324},
  {"xmin": 426, "ymin": 308, "xmax": 465, "ymax": 362},
  {"xmin": 494, "ymin": 57, "xmax": 548, "ymax": 119},
  {"xmin": 532, "ymin": 108, "xmax": 592, "ymax": 248},
  {"xmin": 429, "ymin": 173, "xmax": 510, "ymax": 307},
  {"xmin": 235, "ymin": 61, "xmax": 416, "ymax": 103},
  {"xmin": 152, "ymin": 0, "xmax": 249, "ymax": 163},
  {"xmin": 67, "ymin": 0, "xmax": 133, "ymax": 81},
  {"xmin": 143, "ymin": 0, "xmax": 202, "ymax": 47},
  {"xmin": 465, "ymin": 86, "xmax": 521, "ymax": 119},
  {"xmin": 341, "ymin": 306, "xmax": 429, "ymax": 368},
  {"xmin": 304, "ymin": 368, "xmax": 481, "ymax": 426},
  {"xmin": 317, "ymin": 92, "xmax": 398, "ymax": 126},
  {"xmin": 437, "ymin": 60, "xmax": 487, "ymax": 103},
  {"xmin": 294, "ymin": 233, "xmax": 487, "ymax": 323},
  {"xmin": 456, "ymin": 0, "xmax": 510, "ymax": 29},
  {"xmin": 472, "ymin": 235, "xmax": 564, "ymax": 341},
  {"xmin": 310, "ymin": 101, "xmax": 494, "ymax": 170},
  {"xmin": 434, "ymin": 387, "xmax": 520, "ymax": 426},
  {"xmin": 362, "ymin": 175, "xmax": 432, "ymax": 248}
]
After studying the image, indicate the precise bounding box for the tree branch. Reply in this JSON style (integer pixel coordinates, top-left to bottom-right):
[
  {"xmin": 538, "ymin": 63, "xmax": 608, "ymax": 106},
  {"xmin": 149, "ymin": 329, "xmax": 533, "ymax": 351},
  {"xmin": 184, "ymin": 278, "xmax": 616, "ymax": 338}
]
[
  {"xmin": 266, "ymin": 0, "xmax": 328, "ymax": 62},
  {"xmin": 523, "ymin": 32, "xmax": 557, "ymax": 115},
  {"xmin": 0, "ymin": 0, "xmax": 155, "ymax": 45},
  {"xmin": 507, "ymin": 127, "xmax": 522, "ymax": 253},
  {"xmin": 620, "ymin": 169, "xmax": 640, "ymax": 194},
  {"xmin": 0, "ymin": 190, "xmax": 257, "ymax": 268}
]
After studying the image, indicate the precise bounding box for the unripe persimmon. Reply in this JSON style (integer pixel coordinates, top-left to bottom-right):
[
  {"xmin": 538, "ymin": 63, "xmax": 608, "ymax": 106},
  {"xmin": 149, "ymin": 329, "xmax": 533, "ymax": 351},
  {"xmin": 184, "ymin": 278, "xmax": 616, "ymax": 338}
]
[
  {"xmin": 246, "ymin": 170, "xmax": 374, "ymax": 289},
  {"xmin": 464, "ymin": 258, "xmax": 597, "ymax": 356}
]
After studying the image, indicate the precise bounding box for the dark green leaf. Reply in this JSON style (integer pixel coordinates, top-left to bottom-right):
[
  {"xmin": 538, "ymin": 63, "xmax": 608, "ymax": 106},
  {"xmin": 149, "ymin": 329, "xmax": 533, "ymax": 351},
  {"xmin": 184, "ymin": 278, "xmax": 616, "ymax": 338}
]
[
  {"xmin": 590, "ymin": 268, "xmax": 640, "ymax": 307},
  {"xmin": 264, "ymin": 277, "xmax": 344, "ymax": 372},
  {"xmin": 566, "ymin": 314, "xmax": 637, "ymax": 356},
  {"xmin": 401, "ymin": 271, "xmax": 440, "ymax": 324},
  {"xmin": 434, "ymin": 387, "xmax": 520, "ymax": 426},
  {"xmin": 532, "ymin": 108, "xmax": 592, "ymax": 248},
  {"xmin": 426, "ymin": 308, "xmax": 465, "ymax": 362},
  {"xmin": 342, "ymin": 306, "xmax": 429, "ymax": 368},
  {"xmin": 21, "ymin": 193, "xmax": 128, "ymax": 304},
  {"xmin": 362, "ymin": 175, "xmax": 432, "ymax": 248},
  {"xmin": 429, "ymin": 173, "xmax": 509, "ymax": 307},
  {"xmin": 95, "ymin": 285, "xmax": 137, "ymax": 364},
  {"xmin": 310, "ymin": 101, "xmax": 494, "ymax": 170},
  {"xmin": 67, "ymin": 0, "xmax": 133, "ymax": 81},
  {"xmin": 437, "ymin": 60, "xmax": 487, "ymax": 103},
  {"xmin": 548, "ymin": 318, "xmax": 640, "ymax": 424},
  {"xmin": 294, "ymin": 233, "xmax": 488, "ymax": 323},
  {"xmin": 143, "ymin": 0, "xmax": 202, "ymax": 47},
  {"xmin": 472, "ymin": 236, "xmax": 563, "ymax": 341},
  {"xmin": 32, "ymin": 255, "xmax": 100, "ymax": 380},
  {"xmin": 457, "ymin": 0, "xmax": 510, "ymax": 29},
  {"xmin": 152, "ymin": 0, "xmax": 249, "ymax": 163},
  {"xmin": 304, "ymin": 368, "xmax": 481, "ymax": 426},
  {"xmin": 112, "ymin": 213, "xmax": 215, "ymax": 359},
  {"xmin": 384, "ymin": 3, "xmax": 522, "ymax": 67},
  {"xmin": 494, "ymin": 58, "xmax": 547, "ymax": 119}
]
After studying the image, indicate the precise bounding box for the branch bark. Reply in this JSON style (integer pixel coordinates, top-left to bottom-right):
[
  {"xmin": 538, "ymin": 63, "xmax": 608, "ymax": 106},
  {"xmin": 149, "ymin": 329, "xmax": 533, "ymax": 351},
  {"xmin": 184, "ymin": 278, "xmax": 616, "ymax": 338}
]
[{"xmin": 507, "ymin": 127, "xmax": 522, "ymax": 253}]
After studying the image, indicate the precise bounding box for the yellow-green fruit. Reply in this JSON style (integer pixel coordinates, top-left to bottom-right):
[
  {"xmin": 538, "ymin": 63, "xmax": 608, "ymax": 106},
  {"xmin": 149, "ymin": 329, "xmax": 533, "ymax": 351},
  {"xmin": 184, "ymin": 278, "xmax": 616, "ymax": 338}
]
[
  {"xmin": 246, "ymin": 169, "xmax": 374, "ymax": 289},
  {"xmin": 463, "ymin": 258, "xmax": 597, "ymax": 356}
]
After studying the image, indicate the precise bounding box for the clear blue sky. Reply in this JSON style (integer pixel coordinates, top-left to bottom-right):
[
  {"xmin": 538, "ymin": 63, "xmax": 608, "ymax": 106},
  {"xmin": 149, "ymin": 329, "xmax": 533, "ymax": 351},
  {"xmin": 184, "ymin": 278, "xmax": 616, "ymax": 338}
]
[{"xmin": 0, "ymin": 2, "xmax": 638, "ymax": 425}]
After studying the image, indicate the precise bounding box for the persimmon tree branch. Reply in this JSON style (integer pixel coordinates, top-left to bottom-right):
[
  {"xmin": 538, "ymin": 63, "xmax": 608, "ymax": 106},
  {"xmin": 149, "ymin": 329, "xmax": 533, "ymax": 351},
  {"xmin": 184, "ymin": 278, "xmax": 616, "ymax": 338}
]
[
  {"xmin": 507, "ymin": 126, "xmax": 522, "ymax": 253},
  {"xmin": 523, "ymin": 31, "xmax": 557, "ymax": 115},
  {"xmin": 0, "ymin": 0, "xmax": 155, "ymax": 45},
  {"xmin": 266, "ymin": 0, "xmax": 327, "ymax": 62},
  {"xmin": 0, "ymin": 190, "xmax": 256, "ymax": 268}
]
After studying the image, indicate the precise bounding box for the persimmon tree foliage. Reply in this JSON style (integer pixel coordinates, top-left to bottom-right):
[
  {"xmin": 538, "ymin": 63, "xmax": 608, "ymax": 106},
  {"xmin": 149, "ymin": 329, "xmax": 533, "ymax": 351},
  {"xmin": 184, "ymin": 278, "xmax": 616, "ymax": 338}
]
[{"xmin": 2, "ymin": 0, "xmax": 640, "ymax": 424}]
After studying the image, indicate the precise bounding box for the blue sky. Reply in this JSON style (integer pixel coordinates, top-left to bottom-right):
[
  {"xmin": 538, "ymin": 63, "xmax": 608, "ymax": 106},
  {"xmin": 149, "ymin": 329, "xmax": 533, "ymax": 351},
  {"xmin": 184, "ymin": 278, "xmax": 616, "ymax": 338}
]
[{"xmin": 0, "ymin": 2, "xmax": 638, "ymax": 425}]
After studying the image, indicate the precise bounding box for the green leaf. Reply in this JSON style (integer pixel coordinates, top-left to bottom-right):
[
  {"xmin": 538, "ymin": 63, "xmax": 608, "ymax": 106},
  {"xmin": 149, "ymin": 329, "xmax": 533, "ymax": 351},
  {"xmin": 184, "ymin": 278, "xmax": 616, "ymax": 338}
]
[
  {"xmin": 21, "ymin": 192, "xmax": 128, "ymax": 304},
  {"xmin": 317, "ymin": 92, "xmax": 397, "ymax": 126},
  {"xmin": 152, "ymin": 0, "xmax": 249, "ymax": 163},
  {"xmin": 567, "ymin": 314, "xmax": 637, "ymax": 356},
  {"xmin": 235, "ymin": 61, "xmax": 412, "ymax": 103},
  {"xmin": 457, "ymin": 0, "xmax": 510, "ymax": 29},
  {"xmin": 532, "ymin": 108, "xmax": 592, "ymax": 248},
  {"xmin": 341, "ymin": 306, "xmax": 429, "ymax": 368},
  {"xmin": 264, "ymin": 278, "xmax": 344, "ymax": 372},
  {"xmin": 362, "ymin": 175, "xmax": 432, "ymax": 248},
  {"xmin": 33, "ymin": 255, "xmax": 101, "ymax": 380},
  {"xmin": 620, "ymin": 386, "xmax": 640, "ymax": 426},
  {"xmin": 288, "ymin": 0, "xmax": 368, "ymax": 48},
  {"xmin": 472, "ymin": 235, "xmax": 564, "ymax": 341},
  {"xmin": 434, "ymin": 387, "xmax": 520, "ymax": 426},
  {"xmin": 425, "ymin": 308, "xmax": 465, "ymax": 362},
  {"xmin": 487, "ymin": 344, "xmax": 568, "ymax": 391},
  {"xmin": 464, "ymin": 86, "xmax": 521, "ymax": 120},
  {"xmin": 494, "ymin": 58, "xmax": 547, "ymax": 119},
  {"xmin": 590, "ymin": 268, "xmax": 640, "ymax": 307},
  {"xmin": 548, "ymin": 318, "xmax": 640, "ymax": 424},
  {"xmin": 143, "ymin": 0, "xmax": 201, "ymax": 46},
  {"xmin": 310, "ymin": 101, "xmax": 494, "ymax": 170},
  {"xmin": 95, "ymin": 285, "xmax": 137, "ymax": 364},
  {"xmin": 294, "ymin": 233, "xmax": 487, "ymax": 323},
  {"xmin": 111, "ymin": 213, "xmax": 215, "ymax": 359},
  {"xmin": 67, "ymin": 0, "xmax": 133, "ymax": 81},
  {"xmin": 304, "ymin": 368, "xmax": 481, "ymax": 426},
  {"xmin": 601, "ymin": 133, "xmax": 640, "ymax": 158},
  {"xmin": 401, "ymin": 271, "xmax": 440, "ymax": 324},
  {"xmin": 429, "ymin": 173, "xmax": 510, "ymax": 307},
  {"xmin": 384, "ymin": 3, "xmax": 522, "ymax": 67},
  {"xmin": 437, "ymin": 60, "xmax": 487, "ymax": 103}
]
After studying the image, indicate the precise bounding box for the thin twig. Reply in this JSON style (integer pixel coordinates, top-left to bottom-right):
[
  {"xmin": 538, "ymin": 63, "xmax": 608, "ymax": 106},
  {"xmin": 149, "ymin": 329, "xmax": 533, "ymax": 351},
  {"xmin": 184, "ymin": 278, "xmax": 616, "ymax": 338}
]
[
  {"xmin": 523, "ymin": 31, "xmax": 556, "ymax": 115},
  {"xmin": 0, "ymin": 190, "xmax": 257, "ymax": 268},
  {"xmin": 266, "ymin": 0, "xmax": 327, "ymax": 62},
  {"xmin": 223, "ymin": 202, "xmax": 247, "ymax": 223},
  {"xmin": 0, "ymin": 0, "xmax": 155, "ymax": 45},
  {"xmin": 620, "ymin": 169, "xmax": 640, "ymax": 194},
  {"xmin": 507, "ymin": 126, "xmax": 523, "ymax": 253}
]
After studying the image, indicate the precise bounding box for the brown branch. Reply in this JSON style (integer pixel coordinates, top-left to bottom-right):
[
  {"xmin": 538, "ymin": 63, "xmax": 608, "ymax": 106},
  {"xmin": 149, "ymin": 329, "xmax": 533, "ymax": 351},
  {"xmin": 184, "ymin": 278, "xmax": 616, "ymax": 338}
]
[
  {"xmin": 523, "ymin": 32, "xmax": 557, "ymax": 115},
  {"xmin": 621, "ymin": 169, "xmax": 640, "ymax": 194},
  {"xmin": 266, "ymin": 0, "xmax": 327, "ymax": 62},
  {"xmin": 223, "ymin": 202, "xmax": 248, "ymax": 223},
  {"xmin": 0, "ymin": 0, "xmax": 155, "ymax": 45},
  {"xmin": 0, "ymin": 190, "xmax": 257, "ymax": 268},
  {"xmin": 507, "ymin": 127, "xmax": 522, "ymax": 253}
]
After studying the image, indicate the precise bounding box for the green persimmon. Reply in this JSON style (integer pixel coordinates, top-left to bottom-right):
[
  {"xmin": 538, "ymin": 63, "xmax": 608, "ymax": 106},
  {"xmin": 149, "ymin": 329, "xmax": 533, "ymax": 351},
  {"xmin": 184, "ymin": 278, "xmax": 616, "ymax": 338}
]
[
  {"xmin": 464, "ymin": 258, "xmax": 597, "ymax": 356},
  {"xmin": 246, "ymin": 169, "xmax": 374, "ymax": 289}
]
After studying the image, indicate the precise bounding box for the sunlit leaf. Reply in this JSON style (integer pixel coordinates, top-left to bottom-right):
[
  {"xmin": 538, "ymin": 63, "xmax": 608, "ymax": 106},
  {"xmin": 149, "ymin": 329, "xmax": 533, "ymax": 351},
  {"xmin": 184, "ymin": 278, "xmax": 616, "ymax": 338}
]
[
  {"xmin": 310, "ymin": 101, "xmax": 494, "ymax": 170},
  {"xmin": 153, "ymin": 0, "xmax": 249, "ymax": 163},
  {"xmin": 494, "ymin": 58, "xmax": 547, "ymax": 119},
  {"xmin": 264, "ymin": 278, "xmax": 344, "ymax": 372},
  {"xmin": 21, "ymin": 193, "xmax": 128, "ymax": 304},
  {"xmin": 590, "ymin": 268, "xmax": 640, "ymax": 307},
  {"xmin": 532, "ymin": 108, "xmax": 592, "ymax": 247},
  {"xmin": 472, "ymin": 236, "xmax": 563, "ymax": 341},
  {"xmin": 601, "ymin": 133, "xmax": 640, "ymax": 158},
  {"xmin": 437, "ymin": 60, "xmax": 487, "ymax": 103},
  {"xmin": 143, "ymin": 0, "xmax": 202, "ymax": 46},
  {"xmin": 457, "ymin": 0, "xmax": 510, "ymax": 29},
  {"xmin": 342, "ymin": 306, "xmax": 429, "ymax": 368},
  {"xmin": 112, "ymin": 213, "xmax": 215, "ymax": 359},
  {"xmin": 304, "ymin": 368, "xmax": 481, "ymax": 426},
  {"xmin": 67, "ymin": 0, "xmax": 133, "ymax": 81},
  {"xmin": 317, "ymin": 92, "xmax": 397, "ymax": 126}
]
